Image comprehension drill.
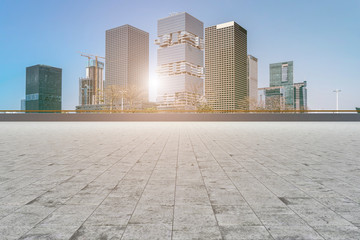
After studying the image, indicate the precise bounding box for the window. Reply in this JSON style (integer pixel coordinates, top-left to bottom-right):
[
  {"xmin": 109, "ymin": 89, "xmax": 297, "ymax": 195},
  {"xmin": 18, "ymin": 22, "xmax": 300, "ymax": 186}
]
[{"xmin": 26, "ymin": 93, "xmax": 39, "ymax": 101}]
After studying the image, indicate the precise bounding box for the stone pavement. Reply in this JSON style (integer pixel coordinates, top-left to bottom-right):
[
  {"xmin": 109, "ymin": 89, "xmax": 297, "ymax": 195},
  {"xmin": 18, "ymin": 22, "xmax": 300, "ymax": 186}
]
[{"xmin": 0, "ymin": 122, "xmax": 360, "ymax": 240}]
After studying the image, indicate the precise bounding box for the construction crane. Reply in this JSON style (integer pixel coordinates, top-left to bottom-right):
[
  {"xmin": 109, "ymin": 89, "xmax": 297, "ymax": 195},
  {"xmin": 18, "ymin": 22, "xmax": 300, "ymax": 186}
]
[{"xmin": 79, "ymin": 52, "xmax": 105, "ymax": 105}]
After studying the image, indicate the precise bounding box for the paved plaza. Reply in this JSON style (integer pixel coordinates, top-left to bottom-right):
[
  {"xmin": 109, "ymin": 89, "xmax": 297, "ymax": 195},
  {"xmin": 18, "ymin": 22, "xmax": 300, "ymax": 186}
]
[{"xmin": 0, "ymin": 122, "xmax": 360, "ymax": 240}]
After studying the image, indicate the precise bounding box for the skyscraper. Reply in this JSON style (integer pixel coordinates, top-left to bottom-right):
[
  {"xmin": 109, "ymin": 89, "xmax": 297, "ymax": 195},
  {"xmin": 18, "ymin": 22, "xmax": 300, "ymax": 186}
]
[
  {"xmin": 294, "ymin": 81, "xmax": 307, "ymax": 110},
  {"xmin": 25, "ymin": 65, "xmax": 62, "ymax": 112},
  {"xmin": 259, "ymin": 61, "xmax": 307, "ymax": 110},
  {"xmin": 155, "ymin": 12, "xmax": 204, "ymax": 110},
  {"xmin": 269, "ymin": 61, "xmax": 294, "ymax": 106},
  {"xmin": 105, "ymin": 24, "xmax": 149, "ymax": 102},
  {"xmin": 79, "ymin": 60, "xmax": 104, "ymax": 106},
  {"xmin": 205, "ymin": 21, "xmax": 248, "ymax": 110},
  {"xmin": 247, "ymin": 55, "xmax": 258, "ymax": 110}
]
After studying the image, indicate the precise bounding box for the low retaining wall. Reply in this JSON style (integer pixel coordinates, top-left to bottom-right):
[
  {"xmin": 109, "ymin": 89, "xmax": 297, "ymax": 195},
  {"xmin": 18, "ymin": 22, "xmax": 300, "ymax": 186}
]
[{"xmin": 1, "ymin": 113, "xmax": 360, "ymax": 121}]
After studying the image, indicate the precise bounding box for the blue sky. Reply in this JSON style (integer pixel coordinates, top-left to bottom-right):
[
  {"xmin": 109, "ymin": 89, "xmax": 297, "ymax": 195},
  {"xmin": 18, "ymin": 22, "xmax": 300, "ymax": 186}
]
[{"xmin": 0, "ymin": 0, "xmax": 359, "ymax": 110}]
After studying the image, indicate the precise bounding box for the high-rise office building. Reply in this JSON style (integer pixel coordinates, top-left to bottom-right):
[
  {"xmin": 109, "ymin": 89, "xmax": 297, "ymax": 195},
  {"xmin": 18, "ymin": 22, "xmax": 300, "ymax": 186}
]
[
  {"xmin": 258, "ymin": 86, "xmax": 286, "ymax": 110},
  {"xmin": 205, "ymin": 21, "xmax": 248, "ymax": 110},
  {"xmin": 105, "ymin": 24, "xmax": 149, "ymax": 102},
  {"xmin": 155, "ymin": 12, "xmax": 204, "ymax": 110},
  {"xmin": 259, "ymin": 61, "xmax": 307, "ymax": 110},
  {"xmin": 247, "ymin": 55, "xmax": 258, "ymax": 110},
  {"xmin": 79, "ymin": 60, "xmax": 104, "ymax": 106},
  {"xmin": 25, "ymin": 65, "xmax": 62, "ymax": 112},
  {"xmin": 269, "ymin": 61, "xmax": 294, "ymax": 106},
  {"xmin": 294, "ymin": 81, "xmax": 307, "ymax": 110}
]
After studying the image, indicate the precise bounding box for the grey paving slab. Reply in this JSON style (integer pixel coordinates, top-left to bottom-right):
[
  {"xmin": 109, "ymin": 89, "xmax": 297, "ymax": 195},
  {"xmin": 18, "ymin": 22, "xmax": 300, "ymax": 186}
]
[
  {"xmin": 213, "ymin": 205, "xmax": 262, "ymax": 226},
  {"xmin": 129, "ymin": 204, "xmax": 173, "ymax": 224},
  {"xmin": 266, "ymin": 225, "xmax": 325, "ymax": 240},
  {"xmin": 172, "ymin": 225, "xmax": 222, "ymax": 240},
  {"xmin": 69, "ymin": 225, "xmax": 125, "ymax": 240},
  {"xmin": 121, "ymin": 223, "xmax": 172, "ymax": 240},
  {"xmin": 219, "ymin": 225, "xmax": 273, "ymax": 240},
  {"xmin": 0, "ymin": 122, "xmax": 360, "ymax": 239},
  {"xmin": 19, "ymin": 224, "xmax": 80, "ymax": 240},
  {"xmin": 312, "ymin": 225, "xmax": 360, "ymax": 240}
]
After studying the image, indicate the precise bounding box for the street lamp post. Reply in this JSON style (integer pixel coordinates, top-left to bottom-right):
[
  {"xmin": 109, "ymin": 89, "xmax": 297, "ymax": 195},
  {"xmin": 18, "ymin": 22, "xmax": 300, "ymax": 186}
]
[{"xmin": 333, "ymin": 89, "xmax": 341, "ymax": 112}]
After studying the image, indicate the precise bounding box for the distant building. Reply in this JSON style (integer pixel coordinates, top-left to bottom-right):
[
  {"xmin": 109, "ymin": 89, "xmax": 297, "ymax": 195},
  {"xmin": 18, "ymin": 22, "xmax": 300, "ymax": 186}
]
[
  {"xmin": 21, "ymin": 99, "xmax": 25, "ymax": 111},
  {"xmin": 155, "ymin": 12, "xmax": 204, "ymax": 110},
  {"xmin": 294, "ymin": 81, "xmax": 307, "ymax": 110},
  {"xmin": 78, "ymin": 60, "xmax": 104, "ymax": 106},
  {"xmin": 247, "ymin": 55, "xmax": 258, "ymax": 110},
  {"xmin": 259, "ymin": 61, "xmax": 307, "ymax": 110},
  {"xmin": 76, "ymin": 104, "xmax": 108, "ymax": 111},
  {"xmin": 258, "ymin": 86, "xmax": 286, "ymax": 110},
  {"xmin": 105, "ymin": 24, "xmax": 149, "ymax": 103},
  {"xmin": 269, "ymin": 61, "xmax": 294, "ymax": 107},
  {"xmin": 25, "ymin": 65, "xmax": 62, "ymax": 112},
  {"xmin": 75, "ymin": 101, "xmax": 157, "ymax": 112},
  {"xmin": 205, "ymin": 21, "xmax": 248, "ymax": 110}
]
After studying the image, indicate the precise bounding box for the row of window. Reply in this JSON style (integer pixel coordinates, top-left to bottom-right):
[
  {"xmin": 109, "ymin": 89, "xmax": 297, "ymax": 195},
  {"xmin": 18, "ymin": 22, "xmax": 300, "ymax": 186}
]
[
  {"xmin": 26, "ymin": 93, "xmax": 39, "ymax": 101},
  {"xmin": 26, "ymin": 93, "xmax": 61, "ymax": 102}
]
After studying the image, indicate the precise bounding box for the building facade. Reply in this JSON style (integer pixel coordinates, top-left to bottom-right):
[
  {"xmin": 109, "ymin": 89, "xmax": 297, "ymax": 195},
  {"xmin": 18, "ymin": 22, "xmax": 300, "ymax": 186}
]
[
  {"xmin": 25, "ymin": 65, "xmax": 62, "ymax": 112},
  {"xmin": 105, "ymin": 24, "xmax": 149, "ymax": 103},
  {"xmin": 294, "ymin": 81, "xmax": 307, "ymax": 110},
  {"xmin": 269, "ymin": 61, "xmax": 294, "ymax": 107},
  {"xmin": 79, "ymin": 60, "xmax": 104, "ymax": 106},
  {"xmin": 259, "ymin": 61, "xmax": 307, "ymax": 111},
  {"xmin": 258, "ymin": 86, "xmax": 286, "ymax": 110},
  {"xmin": 247, "ymin": 55, "xmax": 258, "ymax": 110},
  {"xmin": 205, "ymin": 21, "xmax": 248, "ymax": 110},
  {"xmin": 155, "ymin": 12, "xmax": 204, "ymax": 110}
]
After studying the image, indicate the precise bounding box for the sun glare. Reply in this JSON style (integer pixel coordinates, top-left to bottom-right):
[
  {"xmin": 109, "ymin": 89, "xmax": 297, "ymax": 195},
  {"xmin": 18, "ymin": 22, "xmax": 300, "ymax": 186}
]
[{"xmin": 149, "ymin": 73, "xmax": 159, "ymax": 102}]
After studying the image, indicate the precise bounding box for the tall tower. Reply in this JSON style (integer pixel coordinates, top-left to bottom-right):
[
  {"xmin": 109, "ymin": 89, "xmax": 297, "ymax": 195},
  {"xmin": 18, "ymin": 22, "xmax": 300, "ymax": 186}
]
[
  {"xmin": 247, "ymin": 55, "xmax": 258, "ymax": 110},
  {"xmin": 79, "ymin": 60, "xmax": 104, "ymax": 106},
  {"xmin": 262, "ymin": 61, "xmax": 307, "ymax": 111},
  {"xmin": 25, "ymin": 64, "xmax": 62, "ymax": 112},
  {"xmin": 205, "ymin": 21, "xmax": 248, "ymax": 110},
  {"xmin": 155, "ymin": 12, "xmax": 204, "ymax": 110},
  {"xmin": 294, "ymin": 81, "xmax": 307, "ymax": 110},
  {"xmin": 269, "ymin": 61, "xmax": 294, "ymax": 107},
  {"xmin": 105, "ymin": 24, "xmax": 149, "ymax": 102}
]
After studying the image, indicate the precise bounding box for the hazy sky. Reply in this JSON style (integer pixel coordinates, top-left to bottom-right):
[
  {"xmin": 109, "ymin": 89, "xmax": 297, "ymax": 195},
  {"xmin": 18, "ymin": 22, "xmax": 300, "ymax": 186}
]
[{"xmin": 0, "ymin": 0, "xmax": 359, "ymax": 110}]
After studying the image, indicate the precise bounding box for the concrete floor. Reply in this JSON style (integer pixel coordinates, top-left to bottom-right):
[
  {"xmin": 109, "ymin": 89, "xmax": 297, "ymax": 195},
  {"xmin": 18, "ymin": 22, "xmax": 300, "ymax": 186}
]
[{"xmin": 0, "ymin": 122, "xmax": 360, "ymax": 240}]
